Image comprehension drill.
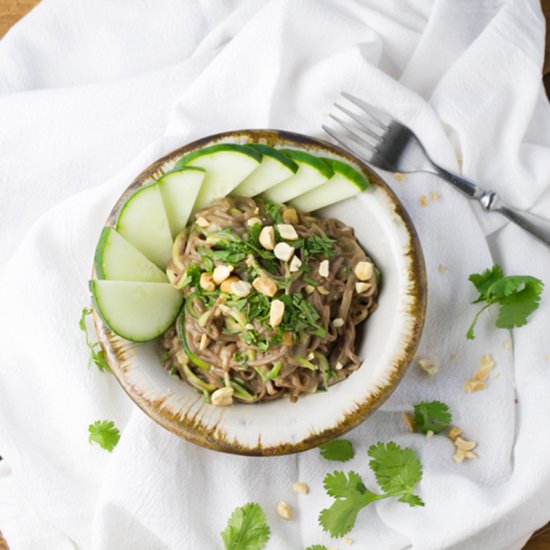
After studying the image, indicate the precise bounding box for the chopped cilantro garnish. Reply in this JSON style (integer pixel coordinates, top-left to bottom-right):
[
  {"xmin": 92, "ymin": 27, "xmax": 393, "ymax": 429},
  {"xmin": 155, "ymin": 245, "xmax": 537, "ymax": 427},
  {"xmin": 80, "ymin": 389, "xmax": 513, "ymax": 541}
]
[{"xmin": 79, "ymin": 307, "xmax": 112, "ymax": 373}]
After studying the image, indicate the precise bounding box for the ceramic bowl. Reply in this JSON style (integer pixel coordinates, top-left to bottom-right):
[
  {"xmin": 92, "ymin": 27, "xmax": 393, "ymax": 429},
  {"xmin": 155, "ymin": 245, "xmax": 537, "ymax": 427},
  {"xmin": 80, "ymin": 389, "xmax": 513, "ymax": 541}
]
[{"xmin": 92, "ymin": 129, "xmax": 427, "ymax": 456}]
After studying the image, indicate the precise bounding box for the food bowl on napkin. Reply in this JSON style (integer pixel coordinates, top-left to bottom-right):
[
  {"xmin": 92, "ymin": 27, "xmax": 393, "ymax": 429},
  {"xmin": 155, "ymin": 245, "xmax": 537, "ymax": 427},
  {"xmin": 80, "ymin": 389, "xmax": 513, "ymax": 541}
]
[{"xmin": 91, "ymin": 129, "xmax": 426, "ymax": 455}]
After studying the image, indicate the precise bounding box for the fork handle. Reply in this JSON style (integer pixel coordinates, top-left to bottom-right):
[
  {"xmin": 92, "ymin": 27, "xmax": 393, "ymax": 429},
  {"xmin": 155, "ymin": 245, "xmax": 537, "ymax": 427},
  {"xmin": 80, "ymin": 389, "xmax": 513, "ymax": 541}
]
[
  {"xmin": 481, "ymin": 193, "xmax": 550, "ymax": 247},
  {"xmin": 430, "ymin": 164, "xmax": 550, "ymax": 248}
]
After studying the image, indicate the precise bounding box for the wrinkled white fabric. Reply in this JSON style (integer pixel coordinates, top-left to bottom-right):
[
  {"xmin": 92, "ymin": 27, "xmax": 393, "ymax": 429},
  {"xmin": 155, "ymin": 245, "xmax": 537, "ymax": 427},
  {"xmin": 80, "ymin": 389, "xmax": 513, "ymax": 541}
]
[{"xmin": 1, "ymin": 1, "xmax": 549, "ymax": 549}]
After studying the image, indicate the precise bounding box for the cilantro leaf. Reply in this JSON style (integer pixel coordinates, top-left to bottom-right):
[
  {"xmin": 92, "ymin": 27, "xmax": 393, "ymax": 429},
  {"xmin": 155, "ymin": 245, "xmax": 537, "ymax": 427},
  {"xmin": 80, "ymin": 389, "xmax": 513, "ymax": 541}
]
[
  {"xmin": 412, "ymin": 401, "xmax": 452, "ymax": 434},
  {"xmin": 319, "ymin": 440, "xmax": 355, "ymax": 462},
  {"xmin": 79, "ymin": 307, "xmax": 112, "ymax": 373},
  {"xmin": 467, "ymin": 265, "xmax": 543, "ymax": 339},
  {"xmin": 469, "ymin": 265, "xmax": 504, "ymax": 301},
  {"xmin": 221, "ymin": 502, "xmax": 270, "ymax": 550},
  {"xmin": 88, "ymin": 420, "xmax": 120, "ymax": 452},
  {"xmin": 367, "ymin": 442, "xmax": 423, "ymax": 500},
  {"xmin": 318, "ymin": 442, "xmax": 423, "ymax": 538}
]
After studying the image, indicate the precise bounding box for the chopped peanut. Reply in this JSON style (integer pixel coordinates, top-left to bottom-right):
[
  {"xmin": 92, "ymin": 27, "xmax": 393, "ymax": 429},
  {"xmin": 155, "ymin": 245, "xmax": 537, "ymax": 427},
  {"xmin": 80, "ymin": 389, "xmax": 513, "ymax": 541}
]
[
  {"xmin": 292, "ymin": 482, "xmax": 309, "ymax": 494},
  {"xmin": 420, "ymin": 194, "xmax": 428, "ymax": 207},
  {"xmin": 418, "ymin": 358, "xmax": 438, "ymax": 376},
  {"xmin": 431, "ymin": 191, "xmax": 439, "ymax": 202},
  {"xmin": 252, "ymin": 276, "xmax": 278, "ymax": 297},
  {"xmin": 230, "ymin": 280, "xmax": 252, "ymax": 297},
  {"xmin": 464, "ymin": 380, "xmax": 486, "ymax": 393},
  {"xmin": 276, "ymin": 501, "xmax": 293, "ymax": 520},
  {"xmin": 259, "ymin": 226, "xmax": 275, "ymax": 250},
  {"xmin": 355, "ymin": 282, "xmax": 371, "ymax": 294},
  {"xmin": 289, "ymin": 255, "xmax": 302, "ymax": 273},
  {"xmin": 332, "ymin": 318, "xmax": 344, "ymax": 328},
  {"xmin": 213, "ymin": 264, "xmax": 233, "ymax": 285},
  {"xmin": 354, "ymin": 261, "xmax": 373, "ymax": 281},
  {"xmin": 317, "ymin": 286, "xmax": 329, "ymax": 295},
  {"xmin": 220, "ymin": 276, "xmax": 240, "ymax": 294},
  {"xmin": 211, "ymin": 387, "xmax": 234, "ymax": 407},
  {"xmin": 335, "ymin": 361, "xmax": 344, "ymax": 371},
  {"xmin": 277, "ymin": 224, "xmax": 299, "ymax": 240},
  {"xmin": 304, "ymin": 285, "xmax": 315, "ymax": 294},
  {"xmin": 438, "ymin": 264, "xmax": 448, "ymax": 273},
  {"xmin": 282, "ymin": 207, "xmax": 299, "ymax": 224},
  {"xmin": 393, "ymin": 172, "xmax": 406, "ymax": 182},
  {"xmin": 455, "ymin": 437, "xmax": 477, "ymax": 452},
  {"xmin": 274, "ymin": 242, "xmax": 294, "ymax": 262},
  {"xmin": 200, "ymin": 272, "xmax": 216, "ymax": 291},
  {"xmin": 447, "ymin": 427, "xmax": 462, "ymax": 441},
  {"xmin": 318, "ymin": 259, "xmax": 330, "ymax": 278},
  {"xmin": 246, "ymin": 217, "xmax": 262, "ymax": 227},
  {"xmin": 269, "ymin": 299, "xmax": 285, "ymax": 328}
]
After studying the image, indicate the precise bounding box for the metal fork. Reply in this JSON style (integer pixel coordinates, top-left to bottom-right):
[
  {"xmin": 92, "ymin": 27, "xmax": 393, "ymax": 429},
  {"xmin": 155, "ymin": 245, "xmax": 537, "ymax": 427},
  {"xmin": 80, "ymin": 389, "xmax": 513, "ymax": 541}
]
[{"xmin": 323, "ymin": 92, "xmax": 550, "ymax": 248}]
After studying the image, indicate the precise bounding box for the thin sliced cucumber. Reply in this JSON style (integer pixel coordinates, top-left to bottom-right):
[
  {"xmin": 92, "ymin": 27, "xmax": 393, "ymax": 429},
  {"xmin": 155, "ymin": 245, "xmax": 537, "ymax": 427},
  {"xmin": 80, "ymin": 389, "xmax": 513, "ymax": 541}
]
[
  {"xmin": 94, "ymin": 227, "xmax": 166, "ymax": 282},
  {"xmin": 263, "ymin": 149, "xmax": 333, "ymax": 204},
  {"xmin": 158, "ymin": 168, "xmax": 205, "ymax": 237},
  {"xmin": 231, "ymin": 144, "xmax": 297, "ymax": 197},
  {"xmin": 91, "ymin": 280, "xmax": 183, "ymax": 342},
  {"xmin": 176, "ymin": 310, "xmax": 210, "ymax": 370},
  {"xmin": 116, "ymin": 183, "xmax": 173, "ymax": 269},
  {"xmin": 175, "ymin": 144, "xmax": 261, "ymax": 211},
  {"xmin": 290, "ymin": 157, "xmax": 369, "ymax": 212}
]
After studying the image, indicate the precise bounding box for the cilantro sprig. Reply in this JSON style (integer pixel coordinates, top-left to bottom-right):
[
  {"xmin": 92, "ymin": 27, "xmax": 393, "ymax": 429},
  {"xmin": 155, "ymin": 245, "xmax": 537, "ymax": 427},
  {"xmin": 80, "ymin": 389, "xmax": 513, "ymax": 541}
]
[
  {"xmin": 88, "ymin": 420, "xmax": 120, "ymax": 452},
  {"xmin": 319, "ymin": 442, "xmax": 423, "ymax": 538},
  {"xmin": 413, "ymin": 401, "xmax": 452, "ymax": 435},
  {"xmin": 79, "ymin": 307, "xmax": 112, "ymax": 373},
  {"xmin": 467, "ymin": 265, "xmax": 543, "ymax": 340},
  {"xmin": 319, "ymin": 439, "xmax": 355, "ymax": 462},
  {"xmin": 221, "ymin": 502, "xmax": 270, "ymax": 550}
]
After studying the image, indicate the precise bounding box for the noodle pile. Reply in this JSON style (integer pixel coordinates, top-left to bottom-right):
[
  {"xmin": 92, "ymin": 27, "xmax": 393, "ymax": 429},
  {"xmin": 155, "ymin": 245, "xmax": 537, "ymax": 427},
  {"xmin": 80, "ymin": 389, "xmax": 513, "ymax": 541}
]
[{"xmin": 161, "ymin": 197, "xmax": 378, "ymax": 404}]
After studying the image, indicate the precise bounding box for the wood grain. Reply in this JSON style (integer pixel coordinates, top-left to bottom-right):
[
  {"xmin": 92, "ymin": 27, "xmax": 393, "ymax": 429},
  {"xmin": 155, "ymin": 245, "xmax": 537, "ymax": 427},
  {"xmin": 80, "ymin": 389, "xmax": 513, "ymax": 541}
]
[{"xmin": 0, "ymin": 0, "xmax": 550, "ymax": 548}]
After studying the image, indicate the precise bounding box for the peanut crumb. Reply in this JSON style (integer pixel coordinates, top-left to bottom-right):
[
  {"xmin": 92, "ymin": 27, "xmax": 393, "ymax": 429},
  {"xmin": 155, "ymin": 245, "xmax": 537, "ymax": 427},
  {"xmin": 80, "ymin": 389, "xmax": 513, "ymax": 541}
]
[
  {"xmin": 393, "ymin": 172, "xmax": 406, "ymax": 182},
  {"xmin": 417, "ymin": 358, "xmax": 438, "ymax": 376},
  {"xmin": 276, "ymin": 501, "xmax": 293, "ymax": 520},
  {"xmin": 420, "ymin": 194, "xmax": 428, "ymax": 207},
  {"xmin": 450, "ymin": 353, "xmax": 459, "ymax": 362},
  {"xmin": 426, "ymin": 430, "xmax": 434, "ymax": 439},
  {"xmin": 343, "ymin": 538, "xmax": 354, "ymax": 545},
  {"xmin": 292, "ymin": 482, "xmax": 309, "ymax": 495},
  {"xmin": 448, "ymin": 426, "xmax": 462, "ymax": 441},
  {"xmin": 431, "ymin": 191, "xmax": 439, "ymax": 202},
  {"xmin": 503, "ymin": 339, "xmax": 512, "ymax": 350},
  {"xmin": 438, "ymin": 264, "xmax": 448, "ymax": 273},
  {"xmin": 464, "ymin": 380, "xmax": 486, "ymax": 393}
]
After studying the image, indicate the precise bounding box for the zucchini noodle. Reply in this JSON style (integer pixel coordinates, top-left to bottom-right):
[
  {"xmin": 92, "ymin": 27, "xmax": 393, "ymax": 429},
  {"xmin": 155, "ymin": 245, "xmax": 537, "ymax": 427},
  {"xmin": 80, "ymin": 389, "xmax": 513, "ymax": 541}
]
[{"xmin": 161, "ymin": 197, "xmax": 379, "ymax": 403}]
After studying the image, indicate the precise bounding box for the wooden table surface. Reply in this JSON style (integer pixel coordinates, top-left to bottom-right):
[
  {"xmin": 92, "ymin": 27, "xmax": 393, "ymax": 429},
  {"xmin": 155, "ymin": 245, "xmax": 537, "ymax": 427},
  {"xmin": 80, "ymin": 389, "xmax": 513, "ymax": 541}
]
[{"xmin": 0, "ymin": 1, "xmax": 550, "ymax": 549}]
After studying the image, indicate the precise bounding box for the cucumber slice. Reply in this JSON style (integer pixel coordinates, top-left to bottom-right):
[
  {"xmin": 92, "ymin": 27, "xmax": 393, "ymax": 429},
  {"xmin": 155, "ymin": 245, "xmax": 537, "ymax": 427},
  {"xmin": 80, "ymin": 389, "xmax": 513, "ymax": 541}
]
[
  {"xmin": 158, "ymin": 168, "xmax": 205, "ymax": 237},
  {"xmin": 94, "ymin": 227, "xmax": 167, "ymax": 282},
  {"xmin": 231, "ymin": 144, "xmax": 297, "ymax": 197},
  {"xmin": 262, "ymin": 149, "xmax": 333, "ymax": 204},
  {"xmin": 290, "ymin": 157, "xmax": 370, "ymax": 212},
  {"xmin": 176, "ymin": 310, "xmax": 210, "ymax": 370},
  {"xmin": 91, "ymin": 280, "xmax": 183, "ymax": 342},
  {"xmin": 175, "ymin": 144, "xmax": 261, "ymax": 211},
  {"xmin": 116, "ymin": 183, "xmax": 173, "ymax": 269}
]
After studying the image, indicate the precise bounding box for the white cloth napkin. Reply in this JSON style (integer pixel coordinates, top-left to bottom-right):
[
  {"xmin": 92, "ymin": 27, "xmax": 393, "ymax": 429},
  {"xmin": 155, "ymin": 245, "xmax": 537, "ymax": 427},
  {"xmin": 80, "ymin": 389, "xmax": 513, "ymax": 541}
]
[{"xmin": 1, "ymin": 0, "xmax": 550, "ymax": 548}]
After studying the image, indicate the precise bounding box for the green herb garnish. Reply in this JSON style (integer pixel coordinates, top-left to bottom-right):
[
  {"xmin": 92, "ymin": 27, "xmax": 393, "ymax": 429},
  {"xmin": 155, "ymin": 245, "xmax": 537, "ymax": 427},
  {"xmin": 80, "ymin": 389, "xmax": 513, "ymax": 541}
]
[
  {"xmin": 88, "ymin": 420, "xmax": 120, "ymax": 452},
  {"xmin": 319, "ymin": 439, "xmax": 355, "ymax": 462},
  {"xmin": 412, "ymin": 401, "xmax": 452, "ymax": 434},
  {"xmin": 319, "ymin": 442, "xmax": 424, "ymax": 538},
  {"xmin": 467, "ymin": 265, "xmax": 543, "ymax": 339},
  {"xmin": 221, "ymin": 502, "xmax": 270, "ymax": 550},
  {"xmin": 79, "ymin": 307, "xmax": 112, "ymax": 373}
]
